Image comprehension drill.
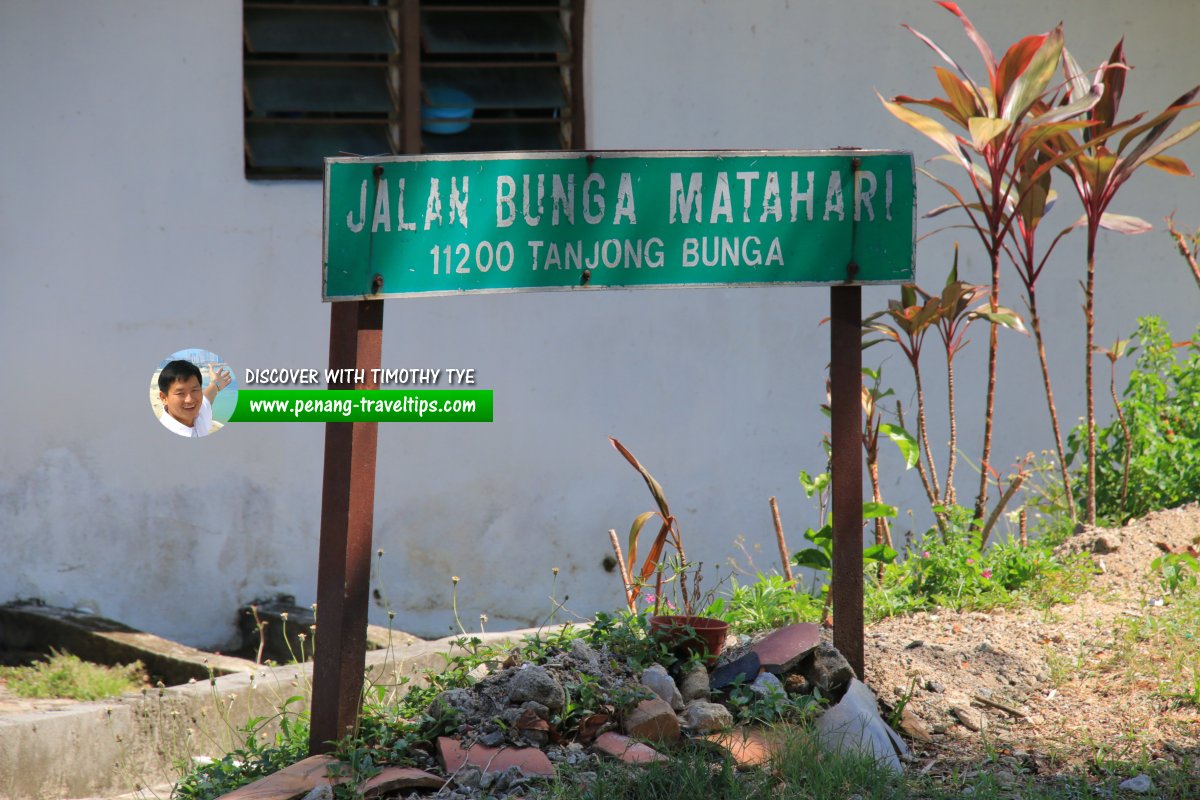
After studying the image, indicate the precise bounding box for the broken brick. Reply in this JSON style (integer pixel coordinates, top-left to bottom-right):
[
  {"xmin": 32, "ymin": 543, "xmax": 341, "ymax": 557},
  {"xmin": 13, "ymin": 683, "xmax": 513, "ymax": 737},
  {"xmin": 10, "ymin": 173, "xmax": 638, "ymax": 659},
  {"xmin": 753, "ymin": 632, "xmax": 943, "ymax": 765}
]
[
  {"xmin": 436, "ymin": 737, "xmax": 555, "ymax": 777},
  {"xmin": 593, "ymin": 732, "xmax": 667, "ymax": 764}
]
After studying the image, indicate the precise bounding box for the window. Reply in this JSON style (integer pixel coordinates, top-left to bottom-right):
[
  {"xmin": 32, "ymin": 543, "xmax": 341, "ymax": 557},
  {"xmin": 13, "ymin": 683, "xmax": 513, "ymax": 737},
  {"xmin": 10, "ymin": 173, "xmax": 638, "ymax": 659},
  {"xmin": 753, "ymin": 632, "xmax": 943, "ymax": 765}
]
[{"xmin": 243, "ymin": 0, "xmax": 585, "ymax": 178}]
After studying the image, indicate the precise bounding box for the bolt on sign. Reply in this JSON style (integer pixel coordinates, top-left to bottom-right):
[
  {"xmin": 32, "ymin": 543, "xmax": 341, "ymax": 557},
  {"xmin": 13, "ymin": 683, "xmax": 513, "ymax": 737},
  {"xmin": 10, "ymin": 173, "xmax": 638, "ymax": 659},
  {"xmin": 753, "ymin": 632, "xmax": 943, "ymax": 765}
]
[{"xmin": 323, "ymin": 150, "xmax": 914, "ymax": 300}]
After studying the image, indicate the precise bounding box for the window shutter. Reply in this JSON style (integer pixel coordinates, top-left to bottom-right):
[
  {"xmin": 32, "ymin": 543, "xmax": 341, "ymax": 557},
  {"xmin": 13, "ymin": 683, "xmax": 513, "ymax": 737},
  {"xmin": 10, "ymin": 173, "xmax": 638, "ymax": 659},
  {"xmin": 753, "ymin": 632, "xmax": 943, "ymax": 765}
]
[{"xmin": 243, "ymin": 0, "xmax": 583, "ymax": 178}]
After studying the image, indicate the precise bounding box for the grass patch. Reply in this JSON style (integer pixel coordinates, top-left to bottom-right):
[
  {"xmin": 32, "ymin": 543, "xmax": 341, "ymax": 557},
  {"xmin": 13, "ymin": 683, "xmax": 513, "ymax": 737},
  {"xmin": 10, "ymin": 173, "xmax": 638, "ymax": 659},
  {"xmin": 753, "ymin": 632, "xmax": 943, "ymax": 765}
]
[
  {"xmin": 1102, "ymin": 582, "xmax": 1200, "ymax": 707},
  {"xmin": 0, "ymin": 648, "xmax": 145, "ymax": 701}
]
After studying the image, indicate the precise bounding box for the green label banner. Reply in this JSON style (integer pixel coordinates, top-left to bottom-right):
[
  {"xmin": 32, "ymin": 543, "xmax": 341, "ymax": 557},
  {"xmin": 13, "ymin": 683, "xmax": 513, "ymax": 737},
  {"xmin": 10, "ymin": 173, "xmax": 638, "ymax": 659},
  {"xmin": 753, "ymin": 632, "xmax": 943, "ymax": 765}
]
[
  {"xmin": 229, "ymin": 390, "xmax": 493, "ymax": 422},
  {"xmin": 323, "ymin": 150, "xmax": 914, "ymax": 300}
]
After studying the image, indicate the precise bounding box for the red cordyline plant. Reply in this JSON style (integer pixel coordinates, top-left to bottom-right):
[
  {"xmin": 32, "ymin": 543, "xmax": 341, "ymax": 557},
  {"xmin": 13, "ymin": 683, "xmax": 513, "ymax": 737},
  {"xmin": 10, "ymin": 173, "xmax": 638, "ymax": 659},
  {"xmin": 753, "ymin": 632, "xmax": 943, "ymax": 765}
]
[
  {"xmin": 1040, "ymin": 42, "xmax": 1200, "ymax": 523},
  {"xmin": 999, "ymin": 144, "xmax": 1080, "ymax": 523},
  {"xmin": 863, "ymin": 288, "xmax": 943, "ymax": 513},
  {"xmin": 917, "ymin": 245, "xmax": 1026, "ymax": 507},
  {"xmin": 865, "ymin": 252, "xmax": 1025, "ymax": 523},
  {"xmin": 881, "ymin": 1, "xmax": 1101, "ymax": 519}
]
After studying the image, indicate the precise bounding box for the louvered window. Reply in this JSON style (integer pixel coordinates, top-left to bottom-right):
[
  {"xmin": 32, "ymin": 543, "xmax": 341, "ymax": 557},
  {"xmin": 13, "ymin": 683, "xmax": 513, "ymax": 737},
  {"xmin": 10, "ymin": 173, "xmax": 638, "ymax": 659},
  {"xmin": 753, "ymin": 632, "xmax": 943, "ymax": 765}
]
[{"xmin": 243, "ymin": 0, "xmax": 585, "ymax": 178}]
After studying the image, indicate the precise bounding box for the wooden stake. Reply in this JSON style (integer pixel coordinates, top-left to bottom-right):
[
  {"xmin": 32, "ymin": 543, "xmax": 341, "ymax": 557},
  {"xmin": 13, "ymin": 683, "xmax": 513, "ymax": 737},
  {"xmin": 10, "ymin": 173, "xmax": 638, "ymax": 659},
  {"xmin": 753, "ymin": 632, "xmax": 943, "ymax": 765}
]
[
  {"xmin": 608, "ymin": 528, "xmax": 635, "ymax": 613},
  {"xmin": 769, "ymin": 496, "xmax": 795, "ymax": 584}
]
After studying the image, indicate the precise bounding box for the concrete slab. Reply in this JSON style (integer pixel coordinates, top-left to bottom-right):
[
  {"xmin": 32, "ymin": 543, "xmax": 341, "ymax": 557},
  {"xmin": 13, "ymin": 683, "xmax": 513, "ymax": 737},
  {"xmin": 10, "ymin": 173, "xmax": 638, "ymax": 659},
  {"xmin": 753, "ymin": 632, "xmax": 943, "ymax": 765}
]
[
  {"xmin": 0, "ymin": 602, "xmax": 258, "ymax": 685},
  {"xmin": 0, "ymin": 626, "xmax": 550, "ymax": 800}
]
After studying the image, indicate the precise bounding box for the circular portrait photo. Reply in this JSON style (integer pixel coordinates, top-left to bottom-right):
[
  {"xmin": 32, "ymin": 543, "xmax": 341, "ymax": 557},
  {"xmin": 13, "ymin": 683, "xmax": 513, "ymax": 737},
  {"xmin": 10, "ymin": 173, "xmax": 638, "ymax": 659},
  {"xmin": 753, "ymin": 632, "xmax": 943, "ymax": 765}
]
[{"xmin": 149, "ymin": 348, "xmax": 238, "ymax": 438}]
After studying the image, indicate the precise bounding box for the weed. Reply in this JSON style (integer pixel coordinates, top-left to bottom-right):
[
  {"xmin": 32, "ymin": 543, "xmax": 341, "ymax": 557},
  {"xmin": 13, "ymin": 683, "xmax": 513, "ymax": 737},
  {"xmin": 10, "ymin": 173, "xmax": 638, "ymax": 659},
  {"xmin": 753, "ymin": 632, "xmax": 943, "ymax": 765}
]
[
  {"xmin": 0, "ymin": 649, "xmax": 145, "ymax": 701},
  {"xmin": 702, "ymin": 572, "xmax": 821, "ymax": 633},
  {"xmin": 1152, "ymin": 552, "xmax": 1199, "ymax": 598},
  {"xmin": 1069, "ymin": 317, "xmax": 1200, "ymax": 523},
  {"xmin": 172, "ymin": 697, "xmax": 310, "ymax": 800}
]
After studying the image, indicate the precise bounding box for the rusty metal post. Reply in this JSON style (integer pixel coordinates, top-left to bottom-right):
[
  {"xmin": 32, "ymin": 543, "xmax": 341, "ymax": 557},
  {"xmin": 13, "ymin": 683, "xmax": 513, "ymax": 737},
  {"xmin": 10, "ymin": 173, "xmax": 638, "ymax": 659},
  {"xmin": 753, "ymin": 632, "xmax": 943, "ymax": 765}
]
[
  {"xmin": 830, "ymin": 285, "xmax": 864, "ymax": 681},
  {"xmin": 309, "ymin": 299, "xmax": 383, "ymax": 754}
]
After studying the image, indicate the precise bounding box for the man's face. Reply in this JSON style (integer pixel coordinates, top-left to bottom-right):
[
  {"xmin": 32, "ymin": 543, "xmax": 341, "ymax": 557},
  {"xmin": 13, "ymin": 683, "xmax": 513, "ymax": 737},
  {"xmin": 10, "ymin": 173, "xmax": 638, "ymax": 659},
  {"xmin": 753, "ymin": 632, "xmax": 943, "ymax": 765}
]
[{"xmin": 160, "ymin": 376, "xmax": 203, "ymax": 427}]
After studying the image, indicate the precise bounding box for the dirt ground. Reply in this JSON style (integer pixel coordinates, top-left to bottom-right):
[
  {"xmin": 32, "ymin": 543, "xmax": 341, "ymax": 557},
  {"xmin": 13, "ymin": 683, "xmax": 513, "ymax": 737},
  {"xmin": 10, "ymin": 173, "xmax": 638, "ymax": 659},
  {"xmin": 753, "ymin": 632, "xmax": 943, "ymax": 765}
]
[{"xmin": 864, "ymin": 502, "xmax": 1200, "ymax": 788}]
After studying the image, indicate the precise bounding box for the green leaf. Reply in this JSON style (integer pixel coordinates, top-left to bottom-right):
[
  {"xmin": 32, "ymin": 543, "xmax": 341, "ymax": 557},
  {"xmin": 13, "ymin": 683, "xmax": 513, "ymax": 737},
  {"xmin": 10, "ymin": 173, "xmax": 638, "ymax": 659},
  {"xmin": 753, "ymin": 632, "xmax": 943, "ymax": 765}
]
[
  {"xmin": 880, "ymin": 93, "xmax": 971, "ymax": 169},
  {"xmin": 946, "ymin": 245, "xmax": 959, "ymax": 285},
  {"xmin": 1060, "ymin": 47, "xmax": 1093, "ymax": 109},
  {"xmin": 625, "ymin": 510, "xmax": 658, "ymax": 577},
  {"xmin": 968, "ymin": 116, "xmax": 1011, "ymax": 150},
  {"xmin": 1027, "ymin": 85, "xmax": 1103, "ymax": 128},
  {"xmin": 935, "ymin": 2, "xmax": 996, "ymax": 84},
  {"xmin": 1127, "ymin": 118, "xmax": 1200, "ymax": 174},
  {"xmin": 1000, "ymin": 26, "xmax": 1062, "ymax": 122},
  {"xmin": 1073, "ymin": 212, "xmax": 1152, "ymax": 235},
  {"xmin": 995, "ymin": 32, "xmax": 1049, "ymax": 108},
  {"xmin": 862, "ymin": 501, "xmax": 898, "ymax": 520},
  {"xmin": 792, "ymin": 548, "xmax": 832, "ymax": 571},
  {"xmin": 804, "ymin": 524, "xmax": 833, "ymax": 546},
  {"xmin": 934, "ymin": 66, "xmax": 978, "ymax": 124},
  {"xmin": 610, "ymin": 437, "xmax": 671, "ymax": 518},
  {"xmin": 798, "ymin": 470, "xmax": 830, "ymax": 498},
  {"xmin": 1095, "ymin": 40, "xmax": 1128, "ymax": 133},
  {"xmin": 971, "ymin": 304, "xmax": 1029, "ymax": 334},
  {"xmin": 878, "ymin": 423, "xmax": 919, "ymax": 469},
  {"xmin": 902, "ymin": 21, "xmax": 988, "ymax": 112},
  {"xmin": 863, "ymin": 543, "xmax": 899, "ymax": 564},
  {"xmin": 1145, "ymin": 155, "xmax": 1193, "ymax": 177}
]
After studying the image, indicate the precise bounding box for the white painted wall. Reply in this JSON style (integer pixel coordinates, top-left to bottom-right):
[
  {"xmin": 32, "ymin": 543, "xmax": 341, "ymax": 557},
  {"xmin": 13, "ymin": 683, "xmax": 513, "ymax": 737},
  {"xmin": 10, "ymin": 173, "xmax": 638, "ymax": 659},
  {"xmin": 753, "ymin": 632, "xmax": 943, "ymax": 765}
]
[{"xmin": 1, "ymin": 1, "xmax": 1197, "ymax": 647}]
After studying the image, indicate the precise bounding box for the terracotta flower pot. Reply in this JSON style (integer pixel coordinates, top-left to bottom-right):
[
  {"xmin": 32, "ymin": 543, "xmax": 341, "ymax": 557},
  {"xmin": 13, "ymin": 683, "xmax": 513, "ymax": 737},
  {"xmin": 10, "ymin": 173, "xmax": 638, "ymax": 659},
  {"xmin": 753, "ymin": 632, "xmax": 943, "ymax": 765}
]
[{"xmin": 648, "ymin": 615, "xmax": 730, "ymax": 665}]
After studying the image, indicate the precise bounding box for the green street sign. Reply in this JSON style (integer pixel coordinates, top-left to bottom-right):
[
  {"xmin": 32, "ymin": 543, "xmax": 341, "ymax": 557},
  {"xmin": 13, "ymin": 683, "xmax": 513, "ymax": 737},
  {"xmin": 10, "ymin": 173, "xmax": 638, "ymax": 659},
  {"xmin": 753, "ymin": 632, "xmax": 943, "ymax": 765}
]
[{"xmin": 323, "ymin": 150, "xmax": 914, "ymax": 300}]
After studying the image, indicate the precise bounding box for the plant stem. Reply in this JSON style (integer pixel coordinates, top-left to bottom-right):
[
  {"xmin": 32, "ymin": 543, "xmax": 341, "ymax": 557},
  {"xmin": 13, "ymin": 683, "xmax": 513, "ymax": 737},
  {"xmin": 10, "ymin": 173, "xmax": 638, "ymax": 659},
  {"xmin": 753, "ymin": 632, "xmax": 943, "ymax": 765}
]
[
  {"xmin": 1026, "ymin": 290, "xmax": 1076, "ymax": 524},
  {"xmin": 868, "ymin": 459, "xmax": 891, "ymax": 582},
  {"xmin": 980, "ymin": 470, "xmax": 1026, "ymax": 549},
  {"xmin": 897, "ymin": 400, "xmax": 946, "ymax": 534},
  {"xmin": 976, "ymin": 244, "xmax": 1002, "ymax": 520},
  {"xmin": 914, "ymin": 369, "xmax": 942, "ymax": 504},
  {"xmin": 1110, "ymin": 361, "xmax": 1132, "ymax": 516},
  {"xmin": 944, "ymin": 355, "xmax": 958, "ymax": 506},
  {"xmin": 1085, "ymin": 227, "xmax": 1098, "ymax": 524},
  {"xmin": 1167, "ymin": 214, "xmax": 1200, "ymax": 291}
]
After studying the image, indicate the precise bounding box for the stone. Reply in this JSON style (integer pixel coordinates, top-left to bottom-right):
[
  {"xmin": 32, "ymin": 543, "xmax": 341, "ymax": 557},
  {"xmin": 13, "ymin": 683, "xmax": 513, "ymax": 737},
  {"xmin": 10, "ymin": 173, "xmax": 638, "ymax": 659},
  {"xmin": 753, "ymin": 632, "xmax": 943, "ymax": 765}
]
[
  {"xmin": 815, "ymin": 679, "xmax": 909, "ymax": 774},
  {"xmin": 678, "ymin": 663, "xmax": 710, "ymax": 702},
  {"xmin": 508, "ymin": 664, "xmax": 566, "ymax": 713},
  {"xmin": 520, "ymin": 700, "xmax": 550, "ymax": 720},
  {"xmin": 801, "ymin": 642, "xmax": 856, "ymax": 694},
  {"xmin": 751, "ymin": 622, "xmax": 821, "ymax": 674},
  {"xmin": 710, "ymin": 651, "xmax": 760, "ymax": 691},
  {"xmin": 703, "ymin": 728, "xmax": 780, "ymax": 768},
  {"xmin": 430, "ymin": 688, "xmax": 479, "ymax": 720},
  {"xmin": 784, "ymin": 674, "xmax": 811, "ymax": 695},
  {"xmin": 897, "ymin": 706, "xmax": 932, "ymax": 743},
  {"xmin": 684, "ymin": 700, "xmax": 734, "ymax": 733},
  {"xmin": 451, "ymin": 766, "xmax": 483, "ymax": 790},
  {"xmin": 1092, "ymin": 533, "xmax": 1122, "ymax": 554},
  {"xmin": 593, "ymin": 732, "xmax": 667, "ymax": 763},
  {"xmin": 750, "ymin": 671, "xmax": 785, "ymax": 698},
  {"xmin": 477, "ymin": 729, "xmax": 505, "ymax": 748},
  {"xmin": 621, "ymin": 697, "xmax": 681, "ymax": 743},
  {"xmin": 950, "ymin": 706, "xmax": 984, "ymax": 732},
  {"xmin": 569, "ymin": 637, "xmax": 604, "ymax": 672},
  {"xmin": 436, "ymin": 737, "xmax": 555, "ymax": 778},
  {"xmin": 641, "ymin": 665, "xmax": 684, "ymax": 710},
  {"xmin": 1119, "ymin": 774, "xmax": 1153, "ymax": 793},
  {"xmin": 925, "ymin": 679, "xmax": 945, "ymax": 693},
  {"xmin": 361, "ymin": 767, "xmax": 444, "ymax": 797}
]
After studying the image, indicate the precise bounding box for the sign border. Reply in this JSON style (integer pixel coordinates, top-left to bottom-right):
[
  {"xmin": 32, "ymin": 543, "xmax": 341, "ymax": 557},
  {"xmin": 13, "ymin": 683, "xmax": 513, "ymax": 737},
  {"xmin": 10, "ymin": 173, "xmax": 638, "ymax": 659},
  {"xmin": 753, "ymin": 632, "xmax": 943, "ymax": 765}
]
[{"xmin": 322, "ymin": 149, "xmax": 916, "ymax": 301}]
